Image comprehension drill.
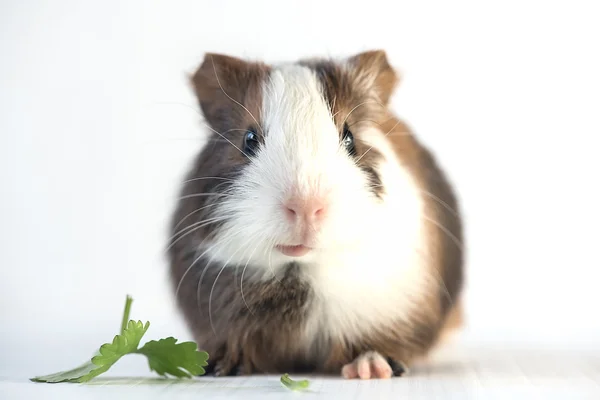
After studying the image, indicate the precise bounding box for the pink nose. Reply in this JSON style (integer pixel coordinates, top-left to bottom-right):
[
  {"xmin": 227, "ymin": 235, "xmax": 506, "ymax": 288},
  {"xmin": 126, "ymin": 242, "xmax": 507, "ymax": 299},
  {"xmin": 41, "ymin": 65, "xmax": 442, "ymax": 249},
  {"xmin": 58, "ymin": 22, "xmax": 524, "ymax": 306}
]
[{"xmin": 284, "ymin": 197, "xmax": 327, "ymax": 223}]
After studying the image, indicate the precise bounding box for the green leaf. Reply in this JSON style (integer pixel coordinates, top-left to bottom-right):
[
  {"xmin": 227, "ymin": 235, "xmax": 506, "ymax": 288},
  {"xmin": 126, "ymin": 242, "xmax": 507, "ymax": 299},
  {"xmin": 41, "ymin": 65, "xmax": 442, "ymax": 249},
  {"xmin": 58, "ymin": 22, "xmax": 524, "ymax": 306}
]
[
  {"xmin": 136, "ymin": 337, "xmax": 209, "ymax": 378},
  {"xmin": 30, "ymin": 320, "xmax": 150, "ymax": 383},
  {"xmin": 280, "ymin": 373, "xmax": 310, "ymax": 391},
  {"xmin": 30, "ymin": 360, "xmax": 99, "ymax": 383},
  {"xmin": 31, "ymin": 295, "xmax": 210, "ymax": 384}
]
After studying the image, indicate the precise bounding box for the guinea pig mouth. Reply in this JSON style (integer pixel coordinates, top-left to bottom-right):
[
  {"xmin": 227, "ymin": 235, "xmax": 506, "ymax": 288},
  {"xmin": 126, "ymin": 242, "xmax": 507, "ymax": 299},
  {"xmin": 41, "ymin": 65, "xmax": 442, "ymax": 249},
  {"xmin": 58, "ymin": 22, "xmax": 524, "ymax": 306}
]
[{"xmin": 275, "ymin": 244, "xmax": 312, "ymax": 257}]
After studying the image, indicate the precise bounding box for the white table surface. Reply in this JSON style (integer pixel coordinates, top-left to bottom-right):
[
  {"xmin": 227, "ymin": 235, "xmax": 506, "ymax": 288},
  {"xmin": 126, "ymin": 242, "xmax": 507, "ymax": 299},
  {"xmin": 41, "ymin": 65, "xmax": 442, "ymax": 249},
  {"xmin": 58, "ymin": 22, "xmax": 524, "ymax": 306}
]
[{"xmin": 3, "ymin": 342, "xmax": 599, "ymax": 399}]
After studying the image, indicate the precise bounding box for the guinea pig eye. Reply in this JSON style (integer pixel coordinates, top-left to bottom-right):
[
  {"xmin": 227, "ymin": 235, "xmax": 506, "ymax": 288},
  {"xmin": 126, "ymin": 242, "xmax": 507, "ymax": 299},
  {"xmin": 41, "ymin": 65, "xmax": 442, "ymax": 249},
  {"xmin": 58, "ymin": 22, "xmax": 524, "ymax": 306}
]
[
  {"xmin": 342, "ymin": 124, "xmax": 357, "ymax": 156},
  {"xmin": 243, "ymin": 130, "xmax": 260, "ymax": 156}
]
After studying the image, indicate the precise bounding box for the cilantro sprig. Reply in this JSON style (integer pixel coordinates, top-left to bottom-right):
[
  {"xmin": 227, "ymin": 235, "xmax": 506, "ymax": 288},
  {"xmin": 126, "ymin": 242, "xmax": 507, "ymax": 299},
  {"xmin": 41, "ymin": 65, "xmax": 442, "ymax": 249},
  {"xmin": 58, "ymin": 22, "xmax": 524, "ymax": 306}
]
[
  {"xmin": 31, "ymin": 295, "xmax": 311, "ymax": 389},
  {"xmin": 31, "ymin": 295, "xmax": 209, "ymax": 383}
]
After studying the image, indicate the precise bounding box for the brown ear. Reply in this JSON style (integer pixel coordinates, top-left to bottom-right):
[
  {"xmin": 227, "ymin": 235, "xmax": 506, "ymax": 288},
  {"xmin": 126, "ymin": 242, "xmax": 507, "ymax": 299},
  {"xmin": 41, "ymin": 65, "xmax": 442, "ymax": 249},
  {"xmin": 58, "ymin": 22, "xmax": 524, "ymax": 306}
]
[
  {"xmin": 348, "ymin": 50, "xmax": 399, "ymax": 105},
  {"xmin": 189, "ymin": 53, "xmax": 270, "ymax": 130}
]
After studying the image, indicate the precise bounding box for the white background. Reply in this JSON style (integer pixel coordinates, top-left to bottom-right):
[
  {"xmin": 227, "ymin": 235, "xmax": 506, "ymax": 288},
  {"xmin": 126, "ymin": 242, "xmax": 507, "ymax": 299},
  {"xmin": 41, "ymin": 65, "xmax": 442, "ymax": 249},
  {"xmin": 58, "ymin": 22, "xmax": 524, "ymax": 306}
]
[{"xmin": 2, "ymin": 0, "xmax": 600, "ymax": 379}]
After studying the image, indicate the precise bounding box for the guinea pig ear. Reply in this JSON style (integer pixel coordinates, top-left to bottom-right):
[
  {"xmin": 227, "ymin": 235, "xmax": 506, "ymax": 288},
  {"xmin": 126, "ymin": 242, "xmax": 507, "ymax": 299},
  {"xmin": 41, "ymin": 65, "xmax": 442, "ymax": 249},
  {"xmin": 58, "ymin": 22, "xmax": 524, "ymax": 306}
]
[
  {"xmin": 347, "ymin": 50, "xmax": 400, "ymax": 106},
  {"xmin": 189, "ymin": 53, "xmax": 269, "ymax": 129}
]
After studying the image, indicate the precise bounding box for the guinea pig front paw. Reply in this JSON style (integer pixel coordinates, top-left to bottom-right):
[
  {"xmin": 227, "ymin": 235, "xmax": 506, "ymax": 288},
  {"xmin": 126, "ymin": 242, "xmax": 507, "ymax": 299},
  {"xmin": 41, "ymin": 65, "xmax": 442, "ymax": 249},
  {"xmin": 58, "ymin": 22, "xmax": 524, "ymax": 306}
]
[
  {"xmin": 213, "ymin": 359, "xmax": 242, "ymax": 377},
  {"xmin": 341, "ymin": 351, "xmax": 394, "ymax": 379}
]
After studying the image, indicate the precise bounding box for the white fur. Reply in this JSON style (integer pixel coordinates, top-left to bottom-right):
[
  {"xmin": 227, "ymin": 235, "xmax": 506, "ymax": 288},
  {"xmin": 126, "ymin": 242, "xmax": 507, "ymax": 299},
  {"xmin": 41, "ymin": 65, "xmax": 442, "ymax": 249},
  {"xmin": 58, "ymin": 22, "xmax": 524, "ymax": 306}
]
[{"xmin": 201, "ymin": 64, "xmax": 428, "ymax": 345}]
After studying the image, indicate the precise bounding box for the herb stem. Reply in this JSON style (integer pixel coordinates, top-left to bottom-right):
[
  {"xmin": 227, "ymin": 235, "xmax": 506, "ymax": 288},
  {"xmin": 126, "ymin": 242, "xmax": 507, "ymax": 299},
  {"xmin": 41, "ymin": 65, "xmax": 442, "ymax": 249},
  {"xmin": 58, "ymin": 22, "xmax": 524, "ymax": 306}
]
[{"xmin": 121, "ymin": 295, "xmax": 133, "ymax": 334}]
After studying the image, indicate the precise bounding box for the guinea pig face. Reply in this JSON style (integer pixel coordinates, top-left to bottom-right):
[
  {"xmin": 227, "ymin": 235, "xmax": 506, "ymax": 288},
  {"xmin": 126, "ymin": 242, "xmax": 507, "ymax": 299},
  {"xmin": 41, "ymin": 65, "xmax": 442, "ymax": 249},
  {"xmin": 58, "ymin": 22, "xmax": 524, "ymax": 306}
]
[{"xmin": 188, "ymin": 51, "xmax": 402, "ymax": 270}]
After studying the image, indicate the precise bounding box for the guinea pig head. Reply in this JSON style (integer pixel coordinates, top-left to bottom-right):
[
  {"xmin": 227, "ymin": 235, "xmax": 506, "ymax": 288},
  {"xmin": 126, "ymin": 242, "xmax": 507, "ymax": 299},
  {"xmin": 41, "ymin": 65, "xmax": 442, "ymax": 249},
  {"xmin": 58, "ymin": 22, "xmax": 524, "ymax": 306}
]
[{"xmin": 188, "ymin": 50, "xmax": 402, "ymax": 270}]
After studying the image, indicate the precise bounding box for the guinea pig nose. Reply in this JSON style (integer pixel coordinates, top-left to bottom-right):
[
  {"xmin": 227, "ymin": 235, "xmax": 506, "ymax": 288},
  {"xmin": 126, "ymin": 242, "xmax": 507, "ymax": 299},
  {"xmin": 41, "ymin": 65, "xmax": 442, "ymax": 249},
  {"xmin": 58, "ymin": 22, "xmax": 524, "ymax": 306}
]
[{"xmin": 284, "ymin": 197, "xmax": 327, "ymax": 222}]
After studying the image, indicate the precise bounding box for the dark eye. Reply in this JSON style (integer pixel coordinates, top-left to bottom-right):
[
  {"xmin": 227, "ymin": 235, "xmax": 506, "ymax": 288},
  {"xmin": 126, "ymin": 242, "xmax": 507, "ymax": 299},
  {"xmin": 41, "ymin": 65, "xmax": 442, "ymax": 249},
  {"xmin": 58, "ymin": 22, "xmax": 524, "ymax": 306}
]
[
  {"xmin": 342, "ymin": 124, "xmax": 356, "ymax": 156},
  {"xmin": 243, "ymin": 130, "xmax": 260, "ymax": 156}
]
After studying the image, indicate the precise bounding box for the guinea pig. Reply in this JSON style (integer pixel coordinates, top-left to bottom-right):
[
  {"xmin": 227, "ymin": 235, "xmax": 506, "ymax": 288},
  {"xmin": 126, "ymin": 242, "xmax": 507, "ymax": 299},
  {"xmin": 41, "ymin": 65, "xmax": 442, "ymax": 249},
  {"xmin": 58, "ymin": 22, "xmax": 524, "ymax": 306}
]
[{"xmin": 168, "ymin": 50, "xmax": 464, "ymax": 379}]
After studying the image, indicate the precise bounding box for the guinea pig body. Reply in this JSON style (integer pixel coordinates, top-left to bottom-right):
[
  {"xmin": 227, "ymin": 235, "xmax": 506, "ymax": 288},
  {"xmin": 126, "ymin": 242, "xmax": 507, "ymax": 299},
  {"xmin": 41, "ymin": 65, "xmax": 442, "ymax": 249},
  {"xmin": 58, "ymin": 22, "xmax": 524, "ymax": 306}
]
[{"xmin": 168, "ymin": 50, "xmax": 464, "ymax": 379}]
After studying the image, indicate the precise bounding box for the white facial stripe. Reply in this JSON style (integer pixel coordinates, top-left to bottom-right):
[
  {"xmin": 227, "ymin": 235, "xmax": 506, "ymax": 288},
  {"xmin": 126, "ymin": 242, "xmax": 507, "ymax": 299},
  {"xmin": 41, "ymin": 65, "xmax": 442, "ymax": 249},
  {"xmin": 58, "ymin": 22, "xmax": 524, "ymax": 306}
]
[{"xmin": 260, "ymin": 64, "xmax": 342, "ymax": 196}]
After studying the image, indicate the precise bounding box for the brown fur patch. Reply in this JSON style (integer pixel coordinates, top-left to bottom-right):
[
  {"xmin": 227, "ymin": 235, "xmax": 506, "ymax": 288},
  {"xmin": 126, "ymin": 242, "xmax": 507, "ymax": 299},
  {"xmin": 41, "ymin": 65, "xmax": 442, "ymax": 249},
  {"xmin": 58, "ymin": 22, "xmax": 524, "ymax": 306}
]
[
  {"xmin": 347, "ymin": 49, "xmax": 400, "ymax": 105},
  {"xmin": 171, "ymin": 258, "xmax": 317, "ymax": 375},
  {"xmin": 190, "ymin": 53, "xmax": 270, "ymax": 135}
]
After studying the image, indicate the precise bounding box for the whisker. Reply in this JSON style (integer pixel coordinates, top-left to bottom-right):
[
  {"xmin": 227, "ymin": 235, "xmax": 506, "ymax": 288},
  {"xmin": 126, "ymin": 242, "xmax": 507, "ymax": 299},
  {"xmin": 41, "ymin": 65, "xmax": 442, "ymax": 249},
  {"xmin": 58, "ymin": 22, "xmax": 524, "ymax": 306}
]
[
  {"xmin": 421, "ymin": 214, "xmax": 464, "ymax": 251},
  {"xmin": 177, "ymin": 192, "xmax": 232, "ymax": 201},
  {"xmin": 149, "ymin": 100, "xmax": 202, "ymax": 117},
  {"xmin": 171, "ymin": 216, "xmax": 225, "ymax": 242},
  {"xmin": 210, "ymin": 56, "xmax": 264, "ymax": 136},
  {"xmin": 179, "ymin": 176, "xmax": 236, "ymax": 186},
  {"xmin": 383, "ymin": 131, "xmax": 413, "ymax": 137},
  {"xmin": 145, "ymin": 102, "xmax": 255, "ymax": 144},
  {"xmin": 419, "ymin": 190, "xmax": 461, "ymax": 219},
  {"xmin": 194, "ymin": 226, "xmax": 246, "ymax": 315},
  {"xmin": 240, "ymin": 242, "xmax": 262, "ymax": 316},
  {"xmin": 347, "ymin": 116, "xmax": 395, "ymax": 128},
  {"xmin": 200, "ymin": 123, "xmax": 251, "ymax": 161},
  {"xmin": 174, "ymin": 235, "xmax": 216, "ymax": 299},
  {"xmin": 414, "ymin": 248, "xmax": 454, "ymax": 306},
  {"xmin": 266, "ymin": 237, "xmax": 282, "ymax": 283},
  {"xmin": 201, "ymin": 127, "xmax": 252, "ymax": 138},
  {"xmin": 208, "ymin": 232, "xmax": 255, "ymax": 335},
  {"xmin": 166, "ymin": 216, "xmax": 229, "ymax": 252},
  {"xmin": 194, "ymin": 258, "xmax": 213, "ymax": 318},
  {"xmin": 171, "ymin": 180, "xmax": 237, "ymax": 232},
  {"xmin": 174, "ymin": 221, "xmax": 243, "ymax": 302},
  {"xmin": 367, "ymin": 186, "xmax": 461, "ymax": 219},
  {"xmin": 332, "ymin": 95, "xmax": 337, "ymax": 116},
  {"xmin": 208, "ymin": 264, "xmax": 228, "ymax": 336},
  {"xmin": 340, "ymin": 99, "xmax": 387, "ymax": 129},
  {"xmin": 195, "ymin": 252, "xmax": 217, "ymax": 313},
  {"xmin": 172, "ymin": 203, "xmax": 223, "ymax": 232},
  {"xmin": 355, "ymin": 119, "xmax": 404, "ymax": 163},
  {"xmin": 340, "ymin": 101, "xmax": 370, "ymax": 127}
]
